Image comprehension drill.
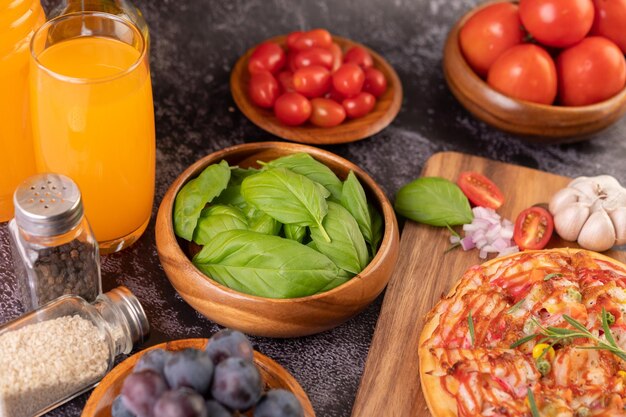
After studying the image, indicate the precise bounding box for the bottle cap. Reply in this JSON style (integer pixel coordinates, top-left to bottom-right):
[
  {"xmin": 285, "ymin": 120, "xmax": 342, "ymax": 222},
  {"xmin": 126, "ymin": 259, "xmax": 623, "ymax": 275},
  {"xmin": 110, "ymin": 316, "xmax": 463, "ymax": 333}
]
[
  {"xmin": 13, "ymin": 173, "xmax": 83, "ymax": 236},
  {"xmin": 103, "ymin": 286, "xmax": 150, "ymax": 348}
]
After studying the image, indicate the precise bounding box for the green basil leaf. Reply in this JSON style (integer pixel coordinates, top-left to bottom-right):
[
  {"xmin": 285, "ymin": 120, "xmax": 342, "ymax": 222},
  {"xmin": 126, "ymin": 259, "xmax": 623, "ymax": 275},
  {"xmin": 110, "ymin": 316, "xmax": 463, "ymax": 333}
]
[
  {"xmin": 192, "ymin": 205, "xmax": 248, "ymax": 245},
  {"xmin": 174, "ymin": 160, "xmax": 231, "ymax": 241},
  {"xmin": 265, "ymin": 153, "xmax": 343, "ymax": 200},
  {"xmin": 284, "ymin": 224, "xmax": 306, "ymax": 243},
  {"xmin": 340, "ymin": 171, "xmax": 373, "ymax": 244},
  {"xmin": 241, "ymin": 167, "xmax": 331, "ymax": 241},
  {"xmin": 310, "ymin": 202, "xmax": 369, "ymax": 275},
  {"xmin": 368, "ymin": 203, "xmax": 383, "ymax": 257},
  {"xmin": 229, "ymin": 167, "xmax": 259, "ymax": 185},
  {"xmin": 193, "ymin": 230, "xmax": 341, "ymax": 298},
  {"xmin": 213, "ymin": 185, "xmax": 246, "ymax": 209},
  {"xmin": 394, "ymin": 177, "xmax": 473, "ymax": 226},
  {"xmin": 245, "ymin": 206, "xmax": 282, "ymax": 236}
]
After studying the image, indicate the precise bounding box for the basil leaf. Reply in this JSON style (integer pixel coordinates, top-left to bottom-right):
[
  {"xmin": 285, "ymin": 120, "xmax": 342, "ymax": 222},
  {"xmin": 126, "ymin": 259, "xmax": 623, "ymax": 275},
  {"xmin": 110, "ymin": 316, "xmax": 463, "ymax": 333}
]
[
  {"xmin": 192, "ymin": 205, "xmax": 248, "ymax": 245},
  {"xmin": 310, "ymin": 202, "xmax": 369, "ymax": 275},
  {"xmin": 193, "ymin": 230, "xmax": 342, "ymax": 298},
  {"xmin": 213, "ymin": 185, "xmax": 246, "ymax": 209},
  {"xmin": 245, "ymin": 206, "xmax": 282, "ymax": 236},
  {"xmin": 340, "ymin": 171, "xmax": 373, "ymax": 245},
  {"xmin": 174, "ymin": 160, "xmax": 231, "ymax": 240},
  {"xmin": 369, "ymin": 203, "xmax": 383, "ymax": 257},
  {"xmin": 241, "ymin": 167, "xmax": 331, "ymax": 241},
  {"xmin": 394, "ymin": 177, "xmax": 473, "ymax": 226},
  {"xmin": 284, "ymin": 224, "xmax": 306, "ymax": 243},
  {"xmin": 265, "ymin": 153, "xmax": 343, "ymax": 200},
  {"xmin": 230, "ymin": 167, "xmax": 259, "ymax": 185}
]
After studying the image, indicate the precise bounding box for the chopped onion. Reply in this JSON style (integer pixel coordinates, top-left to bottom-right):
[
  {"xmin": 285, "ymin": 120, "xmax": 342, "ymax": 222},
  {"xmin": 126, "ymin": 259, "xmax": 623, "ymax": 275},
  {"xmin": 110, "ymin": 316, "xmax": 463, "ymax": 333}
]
[
  {"xmin": 450, "ymin": 235, "xmax": 460, "ymax": 244},
  {"xmin": 457, "ymin": 207, "xmax": 519, "ymax": 258}
]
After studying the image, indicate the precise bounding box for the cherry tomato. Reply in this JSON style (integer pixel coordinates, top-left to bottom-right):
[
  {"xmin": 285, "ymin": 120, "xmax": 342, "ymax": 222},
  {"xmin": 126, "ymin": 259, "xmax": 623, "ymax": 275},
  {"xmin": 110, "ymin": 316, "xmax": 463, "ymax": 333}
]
[
  {"xmin": 513, "ymin": 207, "xmax": 554, "ymax": 250},
  {"xmin": 487, "ymin": 44, "xmax": 557, "ymax": 105},
  {"xmin": 342, "ymin": 92, "xmax": 376, "ymax": 118},
  {"xmin": 362, "ymin": 67, "xmax": 387, "ymax": 98},
  {"xmin": 277, "ymin": 71, "xmax": 295, "ymax": 93},
  {"xmin": 286, "ymin": 31, "xmax": 304, "ymax": 50},
  {"xmin": 274, "ymin": 92, "xmax": 312, "ymax": 126},
  {"xmin": 286, "ymin": 51, "xmax": 298, "ymax": 73},
  {"xmin": 329, "ymin": 42, "xmax": 343, "ymax": 71},
  {"xmin": 557, "ymin": 36, "xmax": 626, "ymax": 106},
  {"xmin": 248, "ymin": 42, "xmax": 286, "ymax": 75},
  {"xmin": 248, "ymin": 71, "xmax": 279, "ymax": 108},
  {"xmin": 343, "ymin": 46, "xmax": 373, "ymax": 68},
  {"xmin": 519, "ymin": 0, "xmax": 594, "ymax": 47},
  {"xmin": 457, "ymin": 172, "xmax": 504, "ymax": 210},
  {"xmin": 459, "ymin": 2, "xmax": 525, "ymax": 77},
  {"xmin": 326, "ymin": 86, "xmax": 345, "ymax": 103},
  {"xmin": 332, "ymin": 63, "xmax": 365, "ymax": 97},
  {"xmin": 291, "ymin": 29, "xmax": 332, "ymax": 51},
  {"xmin": 591, "ymin": 0, "xmax": 626, "ymax": 54},
  {"xmin": 293, "ymin": 47, "xmax": 334, "ymax": 70},
  {"xmin": 309, "ymin": 98, "xmax": 346, "ymax": 127},
  {"xmin": 293, "ymin": 66, "xmax": 331, "ymax": 98}
]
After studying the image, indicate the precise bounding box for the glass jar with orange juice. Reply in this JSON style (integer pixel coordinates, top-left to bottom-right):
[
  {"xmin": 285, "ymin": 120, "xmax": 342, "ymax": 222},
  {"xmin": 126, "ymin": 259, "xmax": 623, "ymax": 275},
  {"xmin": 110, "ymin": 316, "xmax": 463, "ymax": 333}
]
[
  {"xmin": 30, "ymin": 12, "xmax": 155, "ymax": 254},
  {"xmin": 0, "ymin": 0, "xmax": 45, "ymax": 222}
]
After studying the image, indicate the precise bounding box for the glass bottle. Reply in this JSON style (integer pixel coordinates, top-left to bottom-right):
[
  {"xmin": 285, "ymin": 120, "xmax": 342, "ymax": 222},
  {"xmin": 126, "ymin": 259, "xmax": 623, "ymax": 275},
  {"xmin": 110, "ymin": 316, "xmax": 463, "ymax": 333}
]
[
  {"xmin": 8, "ymin": 173, "xmax": 101, "ymax": 311},
  {"xmin": 49, "ymin": 0, "xmax": 150, "ymax": 47},
  {"xmin": 0, "ymin": 0, "xmax": 45, "ymax": 222},
  {"xmin": 0, "ymin": 286, "xmax": 149, "ymax": 417}
]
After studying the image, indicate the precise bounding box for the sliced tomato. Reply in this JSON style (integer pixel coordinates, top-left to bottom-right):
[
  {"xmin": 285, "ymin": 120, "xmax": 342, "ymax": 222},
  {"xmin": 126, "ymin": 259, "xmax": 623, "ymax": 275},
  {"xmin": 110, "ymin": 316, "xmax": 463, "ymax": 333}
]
[
  {"xmin": 513, "ymin": 207, "xmax": 554, "ymax": 250},
  {"xmin": 457, "ymin": 172, "xmax": 504, "ymax": 209}
]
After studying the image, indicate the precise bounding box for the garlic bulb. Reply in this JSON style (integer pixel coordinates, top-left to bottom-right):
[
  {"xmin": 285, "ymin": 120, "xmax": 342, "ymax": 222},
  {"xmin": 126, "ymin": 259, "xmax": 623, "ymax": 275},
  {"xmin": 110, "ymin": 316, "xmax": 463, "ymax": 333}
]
[{"xmin": 549, "ymin": 175, "xmax": 626, "ymax": 251}]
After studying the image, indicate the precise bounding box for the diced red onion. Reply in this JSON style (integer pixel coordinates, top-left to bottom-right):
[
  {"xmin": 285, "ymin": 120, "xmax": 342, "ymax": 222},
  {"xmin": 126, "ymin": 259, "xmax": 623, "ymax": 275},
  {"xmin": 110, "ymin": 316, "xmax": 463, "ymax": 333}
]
[
  {"xmin": 458, "ymin": 207, "xmax": 519, "ymax": 259},
  {"xmin": 460, "ymin": 236, "xmax": 475, "ymax": 251},
  {"xmin": 450, "ymin": 235, "xmax": 460, "ymax": 244}
]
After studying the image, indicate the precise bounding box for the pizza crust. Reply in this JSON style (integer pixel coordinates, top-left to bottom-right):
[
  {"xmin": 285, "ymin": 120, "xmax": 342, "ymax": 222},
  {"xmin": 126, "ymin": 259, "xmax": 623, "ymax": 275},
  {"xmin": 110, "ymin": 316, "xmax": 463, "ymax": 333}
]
[{"xmin": 417, "ymin": 248, "xmax": 626, "ymax": 417}]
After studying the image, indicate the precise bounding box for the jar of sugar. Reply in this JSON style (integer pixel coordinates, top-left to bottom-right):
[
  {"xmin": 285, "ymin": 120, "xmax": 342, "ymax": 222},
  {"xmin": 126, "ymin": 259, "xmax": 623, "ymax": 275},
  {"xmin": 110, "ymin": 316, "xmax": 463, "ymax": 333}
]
[
  {"xmin": 0, "ymin": 286, "xmax": 149, "ymax": 417},
  {"xmin": 8, "ymin": 173, "xmax": 101, "ymax": 311}
]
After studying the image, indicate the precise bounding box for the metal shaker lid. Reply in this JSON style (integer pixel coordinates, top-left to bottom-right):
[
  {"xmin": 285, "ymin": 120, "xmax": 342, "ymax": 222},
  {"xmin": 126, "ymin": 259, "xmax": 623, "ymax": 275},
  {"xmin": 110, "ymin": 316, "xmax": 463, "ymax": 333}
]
[
  {"xmin": 13, "ymin": 173, "xmax": 83, "ymax": 236},
  {"xmin": 104, "ymin": 286, "xmax": 150, "ymax": 347}
]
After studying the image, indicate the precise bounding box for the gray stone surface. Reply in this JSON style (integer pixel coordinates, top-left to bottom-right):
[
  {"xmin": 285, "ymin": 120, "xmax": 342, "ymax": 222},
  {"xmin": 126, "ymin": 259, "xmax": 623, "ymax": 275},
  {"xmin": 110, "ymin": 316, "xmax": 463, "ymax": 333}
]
[{"xmin": 1, "ymin": 0, "xmax": 626, "ymax": 416}]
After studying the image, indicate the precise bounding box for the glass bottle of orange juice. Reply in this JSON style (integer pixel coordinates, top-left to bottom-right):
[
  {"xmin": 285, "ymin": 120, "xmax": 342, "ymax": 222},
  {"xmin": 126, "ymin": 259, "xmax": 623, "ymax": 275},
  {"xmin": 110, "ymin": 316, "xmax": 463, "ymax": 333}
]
[{"xmin": 0, "ymin": 0, "xmax": 45, "ymax": 222}]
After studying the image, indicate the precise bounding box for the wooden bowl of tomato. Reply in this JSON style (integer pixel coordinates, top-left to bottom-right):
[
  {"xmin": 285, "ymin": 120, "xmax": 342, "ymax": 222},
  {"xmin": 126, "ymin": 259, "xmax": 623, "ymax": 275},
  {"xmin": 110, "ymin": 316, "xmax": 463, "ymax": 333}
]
[
  {"xmin": 230, "ymin": 31, "xmax": 402, "ymax": 144},
  {"xmin": 443, "ymin": 0, "xmax": 626, "ymax": 143},
  {"xmin": 155, "ymin": 142, "xmax": 400, "ymax": 337}
]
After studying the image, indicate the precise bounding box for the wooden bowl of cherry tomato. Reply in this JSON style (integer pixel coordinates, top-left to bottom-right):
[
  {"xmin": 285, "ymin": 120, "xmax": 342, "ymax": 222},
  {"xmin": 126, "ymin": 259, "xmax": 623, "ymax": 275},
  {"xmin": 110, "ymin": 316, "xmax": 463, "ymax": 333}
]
[
  {"xmin": 443, "ymin": 0, "xmax": 626, "ymax": 142},
  {"xmin": 230, "ymin": 29, "xmax": 402, "ymax": 144}
]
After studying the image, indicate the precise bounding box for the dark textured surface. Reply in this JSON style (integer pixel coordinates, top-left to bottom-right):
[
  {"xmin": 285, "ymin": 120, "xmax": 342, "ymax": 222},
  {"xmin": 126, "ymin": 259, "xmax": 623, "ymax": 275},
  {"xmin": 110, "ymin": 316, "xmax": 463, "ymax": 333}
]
[{"xmin": 1, "ymin": 0, "xmax": 626, "ymax": 416}]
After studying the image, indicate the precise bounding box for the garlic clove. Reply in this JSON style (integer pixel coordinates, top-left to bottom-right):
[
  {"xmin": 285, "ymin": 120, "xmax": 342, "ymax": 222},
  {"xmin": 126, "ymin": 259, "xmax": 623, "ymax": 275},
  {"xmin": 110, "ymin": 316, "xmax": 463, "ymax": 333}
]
[
  {"xmin": 549, "ymin": 187, "xmax": 582, "ymax": 215},
  {"xmin": 608, "ymin": 206, "xmax": 626, "ymax": 245},
  {"xmin": 553, "ymin": 203, "xmax": 590, "ymax": 242},
  {"xmin": 570, "ymin": 180, "xmax": 603, "ymax": 201},
  {"xmin": 589, "ymin": 175, "xmax": 622, "ymax": 190},
  {"xmin": 577, "ymin": 210, "xmax": 616, "ymax": 252},
  {"xmin": 602, "ymin": 190, "xmax": 626, "ymax": 211}
]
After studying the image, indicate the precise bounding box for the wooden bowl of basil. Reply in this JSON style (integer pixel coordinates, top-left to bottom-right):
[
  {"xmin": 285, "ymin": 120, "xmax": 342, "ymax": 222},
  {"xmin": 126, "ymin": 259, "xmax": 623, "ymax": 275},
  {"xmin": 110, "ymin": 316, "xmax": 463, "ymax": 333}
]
[{"xmin": 155, "ymin": 142, "xmax": 400, "ymax": 338}]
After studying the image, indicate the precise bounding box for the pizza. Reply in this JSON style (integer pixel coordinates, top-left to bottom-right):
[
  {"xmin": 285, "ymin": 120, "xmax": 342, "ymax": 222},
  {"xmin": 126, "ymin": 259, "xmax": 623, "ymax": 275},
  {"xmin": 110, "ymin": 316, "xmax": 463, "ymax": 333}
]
[{"xmin": 419, "ymin": 248, "xmax": 626, "ymax": 417}]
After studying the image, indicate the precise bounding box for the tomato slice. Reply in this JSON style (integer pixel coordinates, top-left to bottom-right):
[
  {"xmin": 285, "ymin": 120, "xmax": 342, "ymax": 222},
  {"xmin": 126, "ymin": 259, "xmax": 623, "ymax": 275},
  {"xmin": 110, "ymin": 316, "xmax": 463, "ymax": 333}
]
[
  {"xmin": 513, "ymin": 207, "xmax": 554, "ymax": 250},
  {"xmin": 457, "ymin": 172, "xmax": 504, "ymax": 209}
]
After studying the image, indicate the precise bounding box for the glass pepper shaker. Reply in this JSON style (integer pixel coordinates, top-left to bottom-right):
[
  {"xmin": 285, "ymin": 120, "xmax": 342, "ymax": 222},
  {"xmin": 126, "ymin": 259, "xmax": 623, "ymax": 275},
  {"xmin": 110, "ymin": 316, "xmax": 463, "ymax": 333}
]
[
  {"xmin": 8, "ymin": 173, "xmax": 101, "ymax": 311},
  {"xmin": 0, "ymin": 286, "xmax": 150, "ymax": 417}
]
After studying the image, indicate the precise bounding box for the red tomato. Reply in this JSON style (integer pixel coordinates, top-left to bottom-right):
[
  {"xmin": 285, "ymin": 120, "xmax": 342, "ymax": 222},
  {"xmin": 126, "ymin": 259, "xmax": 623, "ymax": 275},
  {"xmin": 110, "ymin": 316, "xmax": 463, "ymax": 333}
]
[
  {"xmin": 362, "ymin": 67, "xmax": 387, "ymax": 98},
  {"xmin": 342, "ymin": 92, "xmax": 376, "ymax": 118},
  {"xmin": 519, "ymin": 0, "xmax": 594, "ymax": 47},
  {"xmin": 329, "ymin": 42, "xmax": 343, "ymax": 71},
  {"xmin": 274, "ymin": 92, "xmax": 312, "ymax": 126},
  {"xmin": 309, "ymin": 98, "xmax": 346, "ymax": 127},
  {"xmin": 248, "ymin": 42, "xmax": 286, "ymax": 75},
  {"xmin": 277, "ymin": 71, "xmax": 295, "ymax": 93},
  {"xmin": 286, "ymin": 31, "xmax": 304, "ymax": 50},
  {"xmin": 457, "ymin": 172, "xmax": 504, "ymax": 209},
  {"xmin": 487, "ymin": 44, "xmax": 557, "ymax": 105},
  {"xmin": 343, "ymin": 46, "xmax": 373, "ymax": 68},
  {"xmin": 326, "ymin": 86, "xmax": 345, "ymax": 103},
  {"xmin": 291, "ymin": 29, "xmax": 332, "ymax": 51},
  {"xmin": 591, "ymin": 0, "xmax": 626, "ymax": 54},
  {"xmin": 293, "ymin": 47, "xmax": 334, "ymax": 70},
  {"xmin": 293, "ymin": 66, "xmax": 331, "ymax": 98},
  {"xmin": 248, "ymin": 71, "xmax": 279, "ymax": 108},
  {"xmin": 556, "ymin": 36, "xmax": 626, "ymax": 106},
  {"xmin": 286, "ymin": 51, "xmax": 298, "ymax": 73},
  {"xmin": 513, "ymin": 207, "xmax": 554, "ymax": 250},
  {"xmin": 332, "ymin": 63, "xmax": 365, "ymax": 97},
  {"xmin": 459, "ymin": 2, "xmax": 525, "ymax": 77}
]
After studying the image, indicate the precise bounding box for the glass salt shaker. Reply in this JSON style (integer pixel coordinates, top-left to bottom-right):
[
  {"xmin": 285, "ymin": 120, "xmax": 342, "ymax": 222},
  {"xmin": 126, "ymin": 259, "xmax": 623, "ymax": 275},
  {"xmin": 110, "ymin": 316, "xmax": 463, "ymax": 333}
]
[
  {"xmin": 0, "ymin": 286, "xmax": 150, "ymax": 417},
  {"xmin": 8, "ymin": 173, "xmax": 101, "ymax": 311}
]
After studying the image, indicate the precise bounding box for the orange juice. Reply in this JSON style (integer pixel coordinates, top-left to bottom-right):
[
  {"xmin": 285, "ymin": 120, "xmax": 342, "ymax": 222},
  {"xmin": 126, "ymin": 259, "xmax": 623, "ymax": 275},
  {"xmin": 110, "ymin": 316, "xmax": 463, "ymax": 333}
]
[
  {"xmin": 30, "ymin": 33, "xmax": 155, "ymax": 249},
  {"xmin": 0, "ymin": 0, "xmax": 45, "ymax": 221}
]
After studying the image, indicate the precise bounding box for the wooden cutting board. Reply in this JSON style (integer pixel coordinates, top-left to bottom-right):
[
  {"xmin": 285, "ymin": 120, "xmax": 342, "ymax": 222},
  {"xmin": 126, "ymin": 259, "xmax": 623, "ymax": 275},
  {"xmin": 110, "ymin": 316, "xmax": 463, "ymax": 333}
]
[{"xmin": 351, "ymin": 151, "xmax": 626, "ymax": 417}]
